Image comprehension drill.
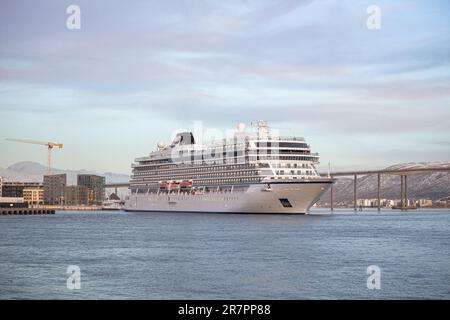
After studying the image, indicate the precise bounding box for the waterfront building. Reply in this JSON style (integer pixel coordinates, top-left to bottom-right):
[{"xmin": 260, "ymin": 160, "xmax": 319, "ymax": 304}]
[
  {"xmin": 65, "ymin": 185, "xmax": 89, "ymax": 206},
  {"xmin": 77, "ymin": 174, "xmax": 105, "ymax": 205},
  {"xmin": 43, "ymin": 174, "xmax": 67, "ymax": 205},
  {"xmin": 107, "ymin": 192, "xmax": 121, "ymax": 201},
  {"xmin": 418, "ymin": 199, "xmax": 433, "ymax": 207},
  {"xmin": 23, "ymin": 187, "xmax": 44, "ymax": 206},
  {"xmin": 1, "ymin": 181, "xmax": 42, "ymax": 198}
]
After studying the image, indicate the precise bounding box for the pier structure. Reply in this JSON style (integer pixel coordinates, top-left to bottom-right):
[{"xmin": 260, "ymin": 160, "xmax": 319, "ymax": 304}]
[
  {"xmin": 321, "ymin": 167, "xmax": 450, "ymax": 211},
  {"xmin": 0, "ymin": 208, "xmax": 55, "ymax": 215}
]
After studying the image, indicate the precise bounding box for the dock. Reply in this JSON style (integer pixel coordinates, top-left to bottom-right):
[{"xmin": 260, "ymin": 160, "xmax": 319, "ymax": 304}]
[{"xmin": 0, "ymin": 208, "xmax": 55, "ymax": 215}]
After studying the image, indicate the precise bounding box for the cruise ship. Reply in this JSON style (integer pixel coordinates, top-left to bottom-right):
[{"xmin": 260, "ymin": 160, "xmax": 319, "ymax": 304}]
[{"xmin": 124, "ymin": 121, "xmax": 334, "ymax": 214}]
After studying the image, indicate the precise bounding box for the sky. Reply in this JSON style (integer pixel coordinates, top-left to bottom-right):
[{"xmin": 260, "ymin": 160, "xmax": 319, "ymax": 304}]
[{"xmin": 0, "ymin": 0, "xmax": 449, "ymax": 174}]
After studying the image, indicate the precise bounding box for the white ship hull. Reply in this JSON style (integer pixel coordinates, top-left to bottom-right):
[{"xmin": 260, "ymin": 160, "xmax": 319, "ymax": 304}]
[{"xmin": 124, "ymin": 180, "xmax": 332, "ymax": 214}]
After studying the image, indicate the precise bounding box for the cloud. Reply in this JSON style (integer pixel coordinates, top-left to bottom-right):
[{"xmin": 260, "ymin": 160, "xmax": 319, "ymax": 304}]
[{"xmin": 1, "ymin": 0, "xmax": 450, "ymax": 171}]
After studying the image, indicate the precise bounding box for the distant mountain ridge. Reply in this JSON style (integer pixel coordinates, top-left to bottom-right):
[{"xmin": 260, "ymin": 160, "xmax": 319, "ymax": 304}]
[{"xmin": 0, "ymin": 161, "xmax": 129, "ymax": 185}]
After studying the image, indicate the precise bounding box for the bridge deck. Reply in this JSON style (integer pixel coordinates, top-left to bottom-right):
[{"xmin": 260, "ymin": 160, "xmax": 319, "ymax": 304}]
[{"xmin": 320, "ymin": 167, "xmax": 450, "ymax": 177}]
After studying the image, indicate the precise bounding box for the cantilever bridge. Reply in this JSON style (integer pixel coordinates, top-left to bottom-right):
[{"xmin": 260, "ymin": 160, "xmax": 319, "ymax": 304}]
[{"xmin": 319, "ymin": 166, "xmax": 450, "ymax": 210}]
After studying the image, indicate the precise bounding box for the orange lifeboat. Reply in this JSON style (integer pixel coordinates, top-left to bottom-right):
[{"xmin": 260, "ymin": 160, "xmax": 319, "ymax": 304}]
[
  {"xmin": 180, "ymin": 179, "xmax": 193, "ymax": 189},
  {"xmin": 159, "ymin": 181, "xmax": 169, "ymax": 189}
]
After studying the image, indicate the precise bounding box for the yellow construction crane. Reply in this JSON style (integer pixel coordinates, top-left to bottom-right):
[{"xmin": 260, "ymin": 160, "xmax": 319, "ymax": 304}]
[{"xmin": 6, "ymin": 138, "xmax": 63, "ymax": 176}]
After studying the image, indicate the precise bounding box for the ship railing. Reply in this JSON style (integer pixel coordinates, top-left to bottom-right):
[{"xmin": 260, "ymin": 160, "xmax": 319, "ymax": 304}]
[
  {"xmin": 264, "ymin": 136, "xmax": 306, "ymax": 142},
  {"xmin": 203, "ymin": 135, "xmax": 307, "ymax": 146},
  {"xmin": 134, "ymin": 156, "xmax": 150, "ymax": 162}
]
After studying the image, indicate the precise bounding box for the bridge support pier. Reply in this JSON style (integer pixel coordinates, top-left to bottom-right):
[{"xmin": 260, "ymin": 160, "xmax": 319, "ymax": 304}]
[
  {"xmin": 400, "ymin": 175, "xmax": 408, "ymax": 210},
  {"xmin": 404, "ymin": 175, "xmax": 408, "ymax": 209},
  {"xmin": 377, "ymin": 173, "xmax": 381, "ymax": 211},
  {"xmin": 354, "ymin": 174, "xmax": 357, "ymax": 211},
  {"xmin": 330, "ymin": 179, "xmax": 334, "ymax": 212},
  {"xmin": 405, "ymin": 174, "xmax": 408, "ymax": 206},
  {"xmin": 400, "ymin": 175, "xmax": 404, "ymax": 210}
]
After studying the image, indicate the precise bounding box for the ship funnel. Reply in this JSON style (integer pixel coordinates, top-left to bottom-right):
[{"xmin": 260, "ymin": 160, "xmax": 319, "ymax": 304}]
[{"xmin": 172, "ymin": 132, "xmax": 195, "ymax": 146}]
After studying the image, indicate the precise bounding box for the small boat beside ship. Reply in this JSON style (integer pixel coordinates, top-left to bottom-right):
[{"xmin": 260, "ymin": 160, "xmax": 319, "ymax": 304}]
[{"xmin": 102, "ymin": 193, "xmax": 125, "ymax": 210}]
